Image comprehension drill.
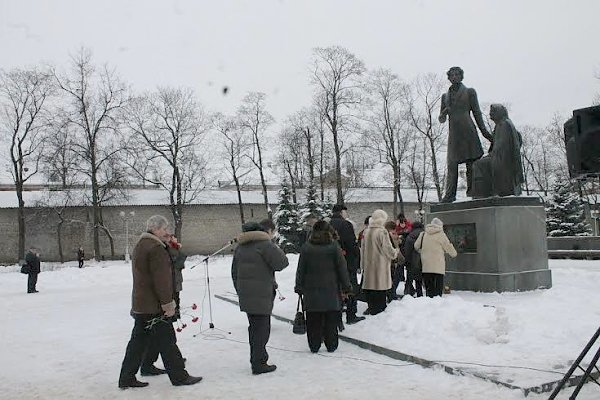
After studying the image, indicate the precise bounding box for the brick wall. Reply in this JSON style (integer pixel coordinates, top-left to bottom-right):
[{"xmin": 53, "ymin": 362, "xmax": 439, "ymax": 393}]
[{"xmin": 0, "ymin": 202, "xmax": 423, "ymax": 263}]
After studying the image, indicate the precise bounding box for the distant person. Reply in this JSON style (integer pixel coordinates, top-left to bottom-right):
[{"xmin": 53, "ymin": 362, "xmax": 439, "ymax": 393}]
[
  {"xmin": 295, "ymin": 220, "xmax": 352, "ymax": 353},
  {"xmin": 384, "ymin": 221, "xmax": 403, "ymax": 302},
  {"xmin": 329, "ymin": 204, "xmax": 364, "ymax": 325},
  {"xmin": 298, "ymin": 214, "xmax": 319, "ymax": 248},
  {"xmin": 414, "ymin": 218, "xmax": 457, "ymax": 297},
  {"xmin": 231, "ymin": 220, "xmax": 289, "ymax": 375},
  {"xmin": 25, "ymin": 247, "xmax": 41, "ymax": 294},
  {"xmin": 394, "ymin": 213, "xmax": 412, "ymax": 283},
  {"xmin": 403, "ymin": 221, "xmax": 425, "ymax": 297},
  {"xmin": 77, "ymin": 247, "xmax": 85, "ymax": 268},
  {"xmin": 360, "ymin": 210, "xmax": 399, "ymax": 315},
  {"xmin": 118, "ymin": 215, "xmax": 202, "ymax": 389}
]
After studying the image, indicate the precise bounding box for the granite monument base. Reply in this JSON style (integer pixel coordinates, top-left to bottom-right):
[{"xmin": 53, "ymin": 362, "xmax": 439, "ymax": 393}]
[{"xmin": 428, "ymin": 197, "xmax": 552, "ymax": 292}]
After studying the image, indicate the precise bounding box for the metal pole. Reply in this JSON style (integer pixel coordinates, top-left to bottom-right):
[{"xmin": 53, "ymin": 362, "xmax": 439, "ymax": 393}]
[{"xmin": 124, "ymin": 219, "xmax": 130, "ymax": 262}]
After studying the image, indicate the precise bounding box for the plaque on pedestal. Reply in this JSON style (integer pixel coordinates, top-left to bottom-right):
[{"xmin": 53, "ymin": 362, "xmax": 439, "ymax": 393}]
[{"xmin": 428, "ymin": 197, "xmax": 552, "ymax": 292}]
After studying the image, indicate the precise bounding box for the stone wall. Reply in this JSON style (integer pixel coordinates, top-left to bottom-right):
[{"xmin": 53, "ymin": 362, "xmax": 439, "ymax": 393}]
[{"xmin": 0, "ymin": 202, "xmax": 421, "ymax": 263}]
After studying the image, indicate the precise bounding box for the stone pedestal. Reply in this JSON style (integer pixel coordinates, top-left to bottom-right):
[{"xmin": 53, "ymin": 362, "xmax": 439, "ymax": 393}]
[{"xmin": 428, "ymin": 197, "xmax": 552, "ymax": 292}]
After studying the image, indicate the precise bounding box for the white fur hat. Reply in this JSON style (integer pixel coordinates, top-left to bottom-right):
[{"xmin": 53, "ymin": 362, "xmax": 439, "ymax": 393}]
[
  {"xmin": 430, "ymin": 217, "xmax": 444, "ymax": 227},
  {"xmin": 370, "ymin": 209, "xmax": 388, "ymax": 226}
]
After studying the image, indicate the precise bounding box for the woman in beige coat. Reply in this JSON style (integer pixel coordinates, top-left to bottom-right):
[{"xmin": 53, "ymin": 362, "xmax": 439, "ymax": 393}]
[
  {"xmin": 414, "ymin": 217, "xmax": 457, "ymax": 297},
  {"xmin": 360, "ymin": 210, "xmax": 400, "ymax": 315}
]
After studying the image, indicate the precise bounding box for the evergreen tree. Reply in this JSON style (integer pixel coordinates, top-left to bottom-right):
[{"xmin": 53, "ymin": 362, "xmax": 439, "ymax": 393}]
[
  {"xmin": 546, "ymin": 182, "xmax": 592, "ymax": 237},
  {"xmin": 297, "ymin": 181, "xmax": 326, "ymax": 221},
  {"xmin": 274, "ymin": 182, "xmax": 301, "ymax": 253}
]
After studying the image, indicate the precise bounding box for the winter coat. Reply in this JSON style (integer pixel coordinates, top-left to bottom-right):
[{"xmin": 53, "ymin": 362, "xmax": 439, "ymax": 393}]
[
  {"xmin": 131, "ymin": 232, "xmax": 174, "ymax": 315},
  {"xmin": 360, "ymin": 210, "xmax": 400, "ymax": 291},
  {"xmin": 77, "ymin": 248, "xmax": 85, "ymax": 261},
  {"xmin": 231, "ymin": 231, "xmax": 289, "ymax": 315},
  {"xmin": 168, "ymin": 246, "xmax": 186, "ymax": 293},
  {"xmin": 25, "ymin": 251, "xmax": 40, "ymax": 274},
  {"xmin": 403, "ymin": 227, "xmax": 424, "ymax": 281},
  {"xmin": 295, "ymin": 231, "xmax": 352, "ymax": 312},
  {"xmin": 414, "ymin": 224, "xmax": 457, "ymax": 275},
  {"xmin": 329, "ymin": 212, "xmax": 360, "ymax": 272}
]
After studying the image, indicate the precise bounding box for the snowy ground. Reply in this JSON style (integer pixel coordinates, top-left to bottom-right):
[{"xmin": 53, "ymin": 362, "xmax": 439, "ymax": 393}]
[{"xmin": 1, "ymin": 256, "xmax": 599, "ymax": 400}]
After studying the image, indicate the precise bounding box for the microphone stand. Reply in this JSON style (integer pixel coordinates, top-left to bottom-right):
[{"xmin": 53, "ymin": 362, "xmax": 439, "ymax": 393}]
[{"xmin": 191, "ymin": 240, "xmax": 236, "ymax": 336}]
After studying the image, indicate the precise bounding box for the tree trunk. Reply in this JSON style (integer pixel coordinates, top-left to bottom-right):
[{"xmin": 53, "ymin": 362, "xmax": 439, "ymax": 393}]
[
  {"xmin": 234, "ymin": 175, "xmax": 245, "ymax": 224},
  {"xmin": 16, "ymin": 186, "xmax": 26, "ymax": 261},
  {"xmin": 57, "ymin": 220, "xmax": 64, "ymax": 263}
]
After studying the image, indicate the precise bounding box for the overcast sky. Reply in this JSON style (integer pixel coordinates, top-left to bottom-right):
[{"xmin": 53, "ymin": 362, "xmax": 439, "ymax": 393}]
[{"xmin": 1, "ymin": 0, "xmax": 600, "ymax": 128}]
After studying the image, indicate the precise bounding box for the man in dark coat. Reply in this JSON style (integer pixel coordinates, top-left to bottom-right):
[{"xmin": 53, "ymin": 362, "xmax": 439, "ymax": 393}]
[
  {"xmin": 25, "ymin": 248, "xmax": 41, "ymax": 293},
  {"xmin": 439, "ymin": 66, "xmax": 493, "ymax": 203},
  {"xmin": 329, "ymin": 204, "xmax": 365, "ymax": 324},
  {"xmin": 118, "ymin": 215, "xmax": 202, "ymax": 389},
  {"xmin": 231, "ymin": 220, "xmax": 289, "ymax": 375},
  {"xmin": 403, "ymin": 222, "xmax": 424, "ymax": 297}
]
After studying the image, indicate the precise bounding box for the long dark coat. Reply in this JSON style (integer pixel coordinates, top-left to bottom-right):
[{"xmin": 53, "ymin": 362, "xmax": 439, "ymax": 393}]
[
  {"xmin": 329, "ymin": 212, "xmax": 360, "ymax": 272},
  {"xmin": 403, "ymin": 227, "xmax": 424, "ymax": 281},
  {"xmin": 295, "ymin": 232, "xmax": 352, "ymax": 312},
  {"xmin": 440, "ymin": 83, "xmax": 487, "ymax": 163},
  {"xmin": 25, "ymin": 251, "xmax": 40, "ymax": 274},
  {"xmin": 231, "ymin": 231, "xmax": 289, "ymax": 315}
]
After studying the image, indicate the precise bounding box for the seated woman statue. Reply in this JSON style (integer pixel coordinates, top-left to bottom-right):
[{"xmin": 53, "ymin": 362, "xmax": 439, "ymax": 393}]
[{"xmin": 471, "ymin": 104, "xmax": 524, "ymax": 198}]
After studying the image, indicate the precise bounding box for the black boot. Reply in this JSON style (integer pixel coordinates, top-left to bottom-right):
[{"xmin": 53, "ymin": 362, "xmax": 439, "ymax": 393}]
[
  {"xmin": 172, "ymin": 375, "xmax": 203, "ymax": 386},
  {"xmin": 346, "ymin": 315, "xmax": 366, "ymax": 325},
  {"xmin": 140, "ymin": 365, "xmax": 167, "ymax": 376},
  {"xmin": 118, "ymin": 378, "xmax": 149, "ymax": 389},
  {"xmin": 252, "ymin": 364, "xmax": 277, "ymax": 375}
]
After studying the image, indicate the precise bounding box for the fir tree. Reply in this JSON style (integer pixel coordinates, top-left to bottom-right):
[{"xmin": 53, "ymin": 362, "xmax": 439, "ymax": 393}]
[
  {"xmin": 297, "ymin": 181, "xmax": 326, "ymax": 221},
  {"xmin": 274, "ymin": 182, "xmax": 301, "ymax": 253},
  {"xmin": 546, "ymin": 182, "xmax": 592, "ymax": 237}
]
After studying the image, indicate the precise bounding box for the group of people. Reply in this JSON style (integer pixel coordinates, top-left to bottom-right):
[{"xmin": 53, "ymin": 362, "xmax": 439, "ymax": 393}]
[{"xmin": 229, "ymin": 205, "xmax": 458, "ymax": 374}]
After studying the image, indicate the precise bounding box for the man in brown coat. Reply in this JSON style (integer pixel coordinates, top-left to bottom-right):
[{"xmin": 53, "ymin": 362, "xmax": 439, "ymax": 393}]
[{"xmin": 118, "ymin": 215, "xmax": 202, "ymax": 389}]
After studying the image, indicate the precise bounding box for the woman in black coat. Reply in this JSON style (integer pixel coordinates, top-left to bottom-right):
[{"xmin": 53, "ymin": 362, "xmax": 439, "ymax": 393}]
[{"xmin": 295, "ymin": 220, "xmax": 352, "ymax": 353}]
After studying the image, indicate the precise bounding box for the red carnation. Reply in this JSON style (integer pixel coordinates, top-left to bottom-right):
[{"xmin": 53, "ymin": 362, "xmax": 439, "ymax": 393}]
[
  {"xmin": 191, "ymin": 303, "xmax": 197, "ymax": 310},
  {"xmin": 192, "ymin": 317, "xmax": 199, "ymax": 323}
]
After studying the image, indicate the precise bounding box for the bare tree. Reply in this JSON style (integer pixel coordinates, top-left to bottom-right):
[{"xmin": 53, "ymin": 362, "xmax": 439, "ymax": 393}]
[
  {"xmin": 214, "ymin": 112, "xmax": 252, "ymax": 224},
  {"xmin": 33, "ymin": 190, "xmax": 87, "ymax": 263},
  {"xmin": 0, "ymin": 66, "xmax": 54, "ymax": 259},
  {"xmin": 362, "ymin": 68, "xmax": 411, "ymax": 216},
  {"xmin": 404, "ymin": 73, "xmax": 447, "ymax": 201},
  {"xmin": 41, "ymin": 116, "xmax": 81, "ymax": 188},
  {"xmin": 405, "ymin": 132, "xmax": 429, "ymax": 211},
  {"xmin": 54, "ymin": 48, "xmax": 128, "ymax": 260},
  {"xmin": 126, "ymin": 87, "xmax": 208, "ymax": 239},
  {"xmin": 278, "ymin": 125, "xmax": 303, "ymax": 202},
  {"xmin": 311, "ymin": 46, "xmax": 365, "ymax": 204},
  {"xmin": 520, "ymin": 125, "xmax": 553, "ymax": 196},
  {"xmin": 237, "ymin": 91, "xmax": 274, "ymax": 218}
]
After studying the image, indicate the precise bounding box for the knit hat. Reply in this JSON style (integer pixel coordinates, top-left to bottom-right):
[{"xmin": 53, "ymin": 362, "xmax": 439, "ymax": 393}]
[{"xmin": 242, "ymin": 221, "xmax": 266, "ymax": 232}]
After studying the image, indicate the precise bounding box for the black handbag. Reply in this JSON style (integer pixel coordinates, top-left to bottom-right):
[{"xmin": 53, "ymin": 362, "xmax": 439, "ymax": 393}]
[
  {"xmin": 412, "ymin": 233, "xmax": 425, "ymax": 273},
  {"xmin": 292, "ymin": 295, "xmax": 306, "ymax": 335},
  {"xmin": 19, "ymin": 259, "xmax": 30, "ymax": 274}
]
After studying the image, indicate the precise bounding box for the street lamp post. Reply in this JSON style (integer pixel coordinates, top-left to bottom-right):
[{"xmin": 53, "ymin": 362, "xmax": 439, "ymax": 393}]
[{"xmin": 119, "ymin": 211, "xmax": 135, "ymax": 262}]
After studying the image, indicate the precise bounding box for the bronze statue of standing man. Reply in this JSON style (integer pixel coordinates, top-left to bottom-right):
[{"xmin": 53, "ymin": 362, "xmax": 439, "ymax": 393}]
[{"xmin": 439, "ymin": 67, "xmax": 493, "ymax": 202}]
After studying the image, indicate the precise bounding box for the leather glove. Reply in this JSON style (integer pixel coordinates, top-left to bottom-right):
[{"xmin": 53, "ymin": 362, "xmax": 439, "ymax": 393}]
[
  {"xmin": 294, "ymin": 287, "xmax": 303, "ymax": 295},
  {"xmin": 161, "ymin": 300, "xmax": 176, "ymax": 317}
]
